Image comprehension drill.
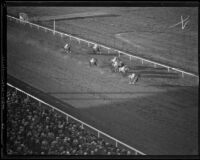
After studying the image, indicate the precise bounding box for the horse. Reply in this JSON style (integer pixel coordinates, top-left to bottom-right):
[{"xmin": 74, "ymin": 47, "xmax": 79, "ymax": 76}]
[
  {"xmin": 128, "ymin": 73, "xmax": 139, "ymax": 85},
  {"xmin": 112, "ymin": 60, "xmax": 125, "ymax": 72},
  {"xmin": 112, "ymin": 61, "xmax": 120, "ymax": 72},
  {"xmin": 64, "ymin": 43, "xmax": 71, "ymax": 54},
  {"xmin": 89, "ymin": 58, "xmax": 98, "ymax": 66},
  {"xmin": 119, "ymin": 65, "xmax": 129, "ymax": 74},
  {"xmin": 19, "ymin": 13, "xmax": 28, "ymax": 24},
  {"xmin": 92, "ymin": 44, "xmax": 101, "ymax": 54}
]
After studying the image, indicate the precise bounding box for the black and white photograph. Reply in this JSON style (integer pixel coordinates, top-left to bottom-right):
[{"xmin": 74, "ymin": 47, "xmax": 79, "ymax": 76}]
[{"xmin": 2, "ymin": 1, "xmax": 199, "ymax": 157}]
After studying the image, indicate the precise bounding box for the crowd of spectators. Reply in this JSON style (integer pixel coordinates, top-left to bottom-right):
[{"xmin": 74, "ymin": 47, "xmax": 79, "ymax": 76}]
[{"xmin": 6, "ymin": 86, "xmax": 132, "ymax": 155}]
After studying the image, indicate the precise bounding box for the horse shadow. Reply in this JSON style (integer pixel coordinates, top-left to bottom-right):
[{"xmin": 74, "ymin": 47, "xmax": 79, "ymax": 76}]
[
  {"xmin": 126, "ymin": 66, "xmax": 179, "ymax": 79},
  {"xmin": 97, "ymin": 60, "xmax": 179, "ymax": 79},
  {"xmin": 141, "ymin": 73, "xmax": 179, "ymax": 79},
  {"xmin": 138, "ymin": 71, "xmax": 179, "ymax": 79},
  {"xmin": 130, "ymin": 65, "xmax": 167, "ymax": 71},
  {"xmin": 121, "ymin": 72, "xmax": 130, "ymax": 77},
  {"xmin": 60, "ymin": 49, "xmax": 70, "ymax": 56}
]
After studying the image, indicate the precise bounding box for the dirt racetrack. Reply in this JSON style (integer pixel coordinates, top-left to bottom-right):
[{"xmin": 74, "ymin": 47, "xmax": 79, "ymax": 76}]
[
  {"xmin": 7, "ymin": 18, "xmax": 198, "ymax": 155},
  {"xmin": 7, "ymin": 7, "xmax": 198, "ymax": 74}
]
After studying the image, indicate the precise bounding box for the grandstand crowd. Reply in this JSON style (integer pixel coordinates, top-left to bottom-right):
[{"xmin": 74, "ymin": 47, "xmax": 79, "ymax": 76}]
[{"xmin": 6, "ymin": 86, "xmax": 132, "ymax": 155}]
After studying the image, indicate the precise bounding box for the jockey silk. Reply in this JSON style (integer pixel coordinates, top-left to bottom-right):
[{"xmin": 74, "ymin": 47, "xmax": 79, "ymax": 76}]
[
  {"xmin": 64, "ymin": 44, "xmax": 69, "ymax": 49},
  {"xmin": 93, "ymin": 44, "xmax": 98, "ymax": 49}
]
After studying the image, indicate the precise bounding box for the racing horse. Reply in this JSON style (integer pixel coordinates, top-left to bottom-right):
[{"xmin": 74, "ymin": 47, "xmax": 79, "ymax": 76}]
[
  {"xmin": 19, "ymin": 13, "xmax": 29, "ymax": 24},
  {"xmin": 119, "ymin": 65, "xmax": 129, "ymax": 74},
  {"xmin": 89, "ymin": 57, "xmax": 98, "ymax": 66},
  {"xmin": 128, "ymin": 73, "xmax": 140, "ymax": 85},
  {"xmin": 112, "ymin": 60, "xmax": 125, "ymax": 72},
  {"xmin": 92, "ymin": 44, "xmax": 101, "ymax": 54},
  {"xmin": 64, "ymin": 43, "xmax": 71, "ymax": 54}
]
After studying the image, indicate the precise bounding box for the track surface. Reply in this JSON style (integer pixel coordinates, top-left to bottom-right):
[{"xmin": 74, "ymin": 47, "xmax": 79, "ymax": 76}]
[
  {"xmin": 7, "ymin": 20, "xmax": 198, "ymax": 155},
  {"xmin": 7, "ymin": 7, "xmax": 198, "ymax": 73}
]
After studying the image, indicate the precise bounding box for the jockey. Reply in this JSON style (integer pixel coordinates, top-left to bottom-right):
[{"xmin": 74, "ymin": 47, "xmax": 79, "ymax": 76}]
[
  {"xmin": 64, "ymin": 43, "xmax": 71, "ymax": 53},
  {"xmin": 90, "ymin": 57, "xmax": 95, "ymax": 62},
  {"xmin": 93, "ymin": 44, "xmax": 100, "ymax": 54},
  {"xmin": 93, "ymin": 44, "xmax": 98, "ymax": 50},
  {"xmin": 89, "ymin": 57, "xmax": 97, "ymax": 66},
  {"xmin": 128, "ymin": 73, "xmax": 137, "ymax": 84},
  {"xmin": 119, "ymin": 65, "xmax": 129, "ymax": 74},
  {"xmin": 19, "ymin": 16, "xmax": 24, "ymax": 21},
  {"xmin": 112, "ymin": 61, "xmax": 119, "ymax": 72},
  {"xmin": 64, "ymin": 43, "xmax": 69, "ymax": 50}
]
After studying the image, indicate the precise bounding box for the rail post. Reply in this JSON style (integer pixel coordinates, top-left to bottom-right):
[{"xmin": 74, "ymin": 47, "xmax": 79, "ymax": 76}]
[
  {"xmin": 66, "ymin": 115, "xmax": 68, "ymax": 123},
  {"xmin": 115, "ymin": 141, "xmax": 118, "ymax": 148},
  {"xmin": 53, "ymin": 19, "xmax": 55, "ymax": 35}
]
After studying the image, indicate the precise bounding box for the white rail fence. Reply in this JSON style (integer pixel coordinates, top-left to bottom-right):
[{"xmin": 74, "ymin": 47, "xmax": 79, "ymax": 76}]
[
  {"xmin": 7, "ymin": 15, "xmax": 198, "ymax": 79},
  {"xmin": 7, "ymin": 83, "xmax": 145, "ymax": 155}
]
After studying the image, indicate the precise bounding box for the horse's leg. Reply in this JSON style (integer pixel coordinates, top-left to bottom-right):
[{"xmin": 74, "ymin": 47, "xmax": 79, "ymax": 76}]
[
  {"xmin": 133, "ymin": 75, "xmax": 138, "ymax": 84},
  {"xmin": 135, "ymin": 75, "xmax": 139, "ymax": 83},
  {"xmin": 114, "ymin": 66, "xmax": 117, "ymax": 72},
  {"xmin": 131, "ymin": 78, "xmax": 134, "ymax": 84},
  {"xmin": 129, "ymin": 78, "xmax": 132, "ymax": 84}
]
